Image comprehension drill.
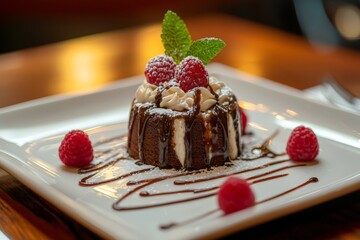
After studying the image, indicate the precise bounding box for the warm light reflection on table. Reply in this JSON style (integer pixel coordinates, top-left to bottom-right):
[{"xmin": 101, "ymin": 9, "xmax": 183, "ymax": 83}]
[
  {"xmin": 57, "ymin": 43, "xmax": 111, "ymax": 92},
  {"xmin": 54, "ymin": 25, "xmax": 165, "ymax": 94}
]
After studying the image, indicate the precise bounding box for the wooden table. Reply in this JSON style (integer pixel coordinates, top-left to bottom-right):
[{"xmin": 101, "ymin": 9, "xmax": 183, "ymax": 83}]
[{"xmin": 1, "ymin": 13, "xmax": 360, "ymax": 239}]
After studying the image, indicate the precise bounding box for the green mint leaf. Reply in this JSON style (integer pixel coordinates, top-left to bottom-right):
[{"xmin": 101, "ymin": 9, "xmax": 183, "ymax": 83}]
[
  {"xmin": 186, "ymin": 38, "xmax": 225, "ymax": 65},
  {"xmin": 161, "ymin": 10, "xmax": 192, "ymax": 64}
]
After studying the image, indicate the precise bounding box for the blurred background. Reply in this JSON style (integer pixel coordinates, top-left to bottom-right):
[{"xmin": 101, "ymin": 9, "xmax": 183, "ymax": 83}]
[{"xmin": 1, "ymin": 0, "xmax": 359, "ymax": 54}]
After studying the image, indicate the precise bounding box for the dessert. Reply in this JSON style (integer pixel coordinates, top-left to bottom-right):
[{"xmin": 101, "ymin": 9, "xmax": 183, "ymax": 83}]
[
  {"xmin": 55, "ymin": 10, "xmax": 321, "ymax": 234},
  {"xmin": 127, "ymin": 11, "xmax": 241, "ymax": 170}
]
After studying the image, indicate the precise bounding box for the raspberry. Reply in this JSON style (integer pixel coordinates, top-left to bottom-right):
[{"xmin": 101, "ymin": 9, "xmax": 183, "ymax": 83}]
[
  {"xmin": 144, "ymin": 55, "xmax": 176, "ymax": 86},
  {"xmin": 175, "ymin": 56, "xmax": 209, "ymax": 92},
  {"xmin": 59, "ymin": 130, "xmax": 94, "ymax": 167},
  {"xmin": 217, "ymin": 177, "xmax": 255, "ymax": 215},
  {"xmin": 286, "ymin": 126, "xmax": 319, "ymax": 161},
  {"xmin": 239, "ymin": 106, "xmax": 247, "ymax": 135}
]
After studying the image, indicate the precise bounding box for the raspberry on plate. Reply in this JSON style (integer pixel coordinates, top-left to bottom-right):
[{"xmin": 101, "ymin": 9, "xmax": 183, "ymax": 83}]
[
  {"xmin": 218, "ymin": 176, "xmax": 256, "ymax": 214},
  {"xmin": 286, "ymin": 125, "xmax": 319, "ymax": 161},
  {"xmin": 175, "ymin": 56, "xmax": 209, "ymax": 92},
  {"xmin": 145, "ymin": 55, "xmax": 176, "ymax": 86},
  {"xmin": 59, "ymin": 130, "xmax": 94, "ymax": 167},
  {"xmin": 239, "ymin": 106, "xmax": 247, "ymax": 135}
]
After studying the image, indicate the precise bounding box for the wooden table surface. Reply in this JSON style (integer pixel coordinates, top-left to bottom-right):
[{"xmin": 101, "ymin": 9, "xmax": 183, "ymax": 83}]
[{"xmin": 1, "ymin": 13, "xmax": 360, "ymax": 239}]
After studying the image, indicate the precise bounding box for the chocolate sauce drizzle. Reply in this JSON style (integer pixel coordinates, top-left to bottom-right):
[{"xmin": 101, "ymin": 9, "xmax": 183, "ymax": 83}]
[
  {"xmin": 160, "ymin": 209, "xmax": 220, "ymax": 230},
  {"xmin": 111, "ymin": 163, "xmax": 306, "ymax": 211},
  {"xmin": 160, "ymin": 177, "xmax": 319, "ymax": 230},
  {"xmin": 76, "ymin": 131, "xmax": 319, "ymax": 230},
  {"xmin": 79, "ymin": 167, "xmax": 155, "ymax": 187},
  {"xmin": 242, "ymin": 130, "xmax": 286, "ymax": 160},
  {"xmin": 173, "ymin": 159, "xmax": 292, "ymax": 185},
  {"xmin": 257, "ymin": 177, "xmax": 319, "ymax": 204},
  {"xmin": 140, "ymin": 174, "xmax": 288, "ymax": 197}
]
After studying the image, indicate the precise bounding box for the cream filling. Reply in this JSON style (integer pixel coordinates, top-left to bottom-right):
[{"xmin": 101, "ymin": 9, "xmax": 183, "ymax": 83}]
[
  {"xmin": 172, "ymin": 118, "xmax": 186, "ymax": 166},
  {"xmin": 227, "ymin": 113, "xmax": 238, "ymax": 159},
  {"xmin": 202, "ymin": 116, "xmax": 213, "ymax": 161},
  {"xmin": 171, "ymin": 114, "xmax": 239, "ymax": 165}
]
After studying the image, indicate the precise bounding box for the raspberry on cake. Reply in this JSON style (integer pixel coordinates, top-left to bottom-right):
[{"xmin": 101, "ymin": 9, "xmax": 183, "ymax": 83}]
[
  {"xmin": 175, "ymin": 56, "xmax": 209, "ymax": 92},
  {"xmin": 127, "ymin": 11, "xmax": 240, "ymax": 170},
  {"xmin": 145, "ymin": 55, "xmax": 176, "ymax": 86}
]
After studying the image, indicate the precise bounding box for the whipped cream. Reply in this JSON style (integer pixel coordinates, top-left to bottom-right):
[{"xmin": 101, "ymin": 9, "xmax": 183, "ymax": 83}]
[
  {"xmin": 160, "ymin": 86, "xmax": 194, "ymax": 111},
  {"xmin": 134, "ymin": 77, "xmax": 234, "ymax": 111},
  {"xmin": 209, "ymin": 76, "xmax": 233, "ymax": 105},
  {"xmin": 209, "ymin": 76, "xmax": 225, "ymax": 92},
  {"xmin": 198, "ymin": 87, "xmax": 216, "ymax": 112},
  {"xmin": 135, "ymin": 81, "xmax": 157, "ymax": 103}
]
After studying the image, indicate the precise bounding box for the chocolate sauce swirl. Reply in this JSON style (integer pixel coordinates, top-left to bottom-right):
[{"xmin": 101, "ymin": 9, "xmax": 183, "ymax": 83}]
[
  {"xmin": 75, "ymin": 131, "xmax": 319, "ymax": 230},
  {"xmin": 173, "ymin": 159, "xmax": 291, "ymax": 185},
  {"xmin": 242, "ymin": 130, "xmax": 286, "ymax": 160},
  {"xmin": 160, "ymin": 177, "xmax": 319, "ymax": 230},
  {"xmin": 111, "ymin": 163, "xmax": 308, "ymax": 211}
]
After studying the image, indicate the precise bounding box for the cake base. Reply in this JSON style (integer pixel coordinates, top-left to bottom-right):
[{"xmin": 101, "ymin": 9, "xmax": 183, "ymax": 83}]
[{"xmin": 127, "ymin": 99, "xmax": 241, "ymax": 170}]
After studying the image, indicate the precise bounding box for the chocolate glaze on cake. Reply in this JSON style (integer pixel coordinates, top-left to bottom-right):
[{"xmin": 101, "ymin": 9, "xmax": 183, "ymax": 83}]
[{"xmin": 128, "ymin": 77, "xmax": 241, "ymax": 170}]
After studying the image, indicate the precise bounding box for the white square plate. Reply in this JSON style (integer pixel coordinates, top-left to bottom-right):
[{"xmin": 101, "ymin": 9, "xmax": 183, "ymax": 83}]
[{"xmin": 0, "ymin": 64, "xmax": 359, "ymax": 240}]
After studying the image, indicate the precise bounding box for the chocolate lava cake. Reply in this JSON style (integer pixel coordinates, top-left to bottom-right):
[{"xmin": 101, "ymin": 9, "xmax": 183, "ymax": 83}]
[
  {"xmin": 127, "ymin": 11, "xmax": 241, "ymax": 170},
  {"xmin": 127, "ymin": 76, "xmax": 241, "ymax": 170}
]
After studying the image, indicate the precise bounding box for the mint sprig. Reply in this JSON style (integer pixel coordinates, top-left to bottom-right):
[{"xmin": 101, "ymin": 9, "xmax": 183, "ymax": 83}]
[
  {"xmin": 161, "ymin": 11, "xmax": 192, "ymax": 64},
  {"xmin": 186, "ymin": 38, "xmax": 225, "ymax": 65},
  {"xmin": 161, "ymin": 11, "xmax": 225, "ymax": 65}
]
